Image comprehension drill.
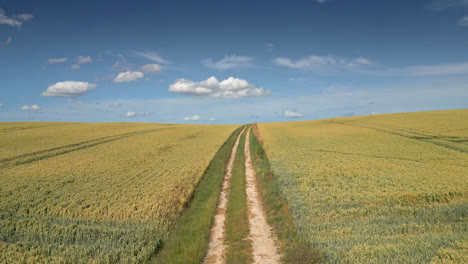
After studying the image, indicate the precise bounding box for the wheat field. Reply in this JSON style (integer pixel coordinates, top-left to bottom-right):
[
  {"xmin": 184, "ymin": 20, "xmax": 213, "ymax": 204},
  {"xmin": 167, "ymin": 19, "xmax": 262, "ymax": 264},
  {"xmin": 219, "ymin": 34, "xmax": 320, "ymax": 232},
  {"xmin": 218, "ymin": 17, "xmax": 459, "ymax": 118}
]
[
  {"xmin": 257, "ymin": 109, "xmax": 468, "ymax": 263},
  {"xmin": 0, "ymin": 122, "xmax": 238, "ymax": 263}
]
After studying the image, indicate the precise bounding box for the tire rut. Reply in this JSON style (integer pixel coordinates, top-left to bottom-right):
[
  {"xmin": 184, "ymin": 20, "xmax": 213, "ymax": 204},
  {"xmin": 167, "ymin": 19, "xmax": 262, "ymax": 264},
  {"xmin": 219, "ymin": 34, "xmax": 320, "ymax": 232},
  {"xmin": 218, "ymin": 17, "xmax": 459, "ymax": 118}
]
[
  {"xmin": 245, "ymin": 128, "xmax": 281, "ymax": 264},
  {"xmin": 204, "ymin": 128, "xmax": 245, "ymax": 264},
  {"xmin": 0, "ymin": 127, "xmax": 173, "ymax": 169}
]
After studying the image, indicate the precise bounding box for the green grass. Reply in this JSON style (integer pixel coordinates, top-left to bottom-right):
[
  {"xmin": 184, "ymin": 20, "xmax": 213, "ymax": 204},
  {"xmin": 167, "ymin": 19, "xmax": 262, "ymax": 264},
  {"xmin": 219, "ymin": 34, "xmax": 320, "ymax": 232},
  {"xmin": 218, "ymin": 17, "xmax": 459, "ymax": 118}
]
[
  {"xmin": 152, "ymin": 126, "xmax": 244, "ymax": 264},
  {"xmin": 224, "ymin": 129, "xmax": 253, "ymax": 264},
  {"xmin": 250, "ymin": 125, "xmax": 324, "ymax": 263}
]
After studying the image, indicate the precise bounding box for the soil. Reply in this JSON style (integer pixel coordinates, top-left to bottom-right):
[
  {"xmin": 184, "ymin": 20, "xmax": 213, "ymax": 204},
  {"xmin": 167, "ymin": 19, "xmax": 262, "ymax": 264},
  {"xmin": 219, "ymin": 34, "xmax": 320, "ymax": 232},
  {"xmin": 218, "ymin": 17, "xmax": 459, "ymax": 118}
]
[
  {"xmin": 204, "ymin": 128, "xmax": 245, "ymax": 264},
  {"xmin": 244, "ymin": 128, "xmax": 281, "ymax": 264}
]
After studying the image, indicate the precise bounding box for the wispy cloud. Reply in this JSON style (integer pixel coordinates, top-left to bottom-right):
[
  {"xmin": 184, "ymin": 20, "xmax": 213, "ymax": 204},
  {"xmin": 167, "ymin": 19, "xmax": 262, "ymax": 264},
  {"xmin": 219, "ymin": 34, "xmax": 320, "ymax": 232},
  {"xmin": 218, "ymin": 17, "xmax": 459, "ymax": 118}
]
[
  {"xmin": 48, "ymin": 57, "xmax": 68, "ymax": 64},
  {"xmin": 41, "ymin": 81, "xmax": 97, "ymax": 97},
  {"xmin": 140, "ymin": 64, "xmax": 163, "ymax": 74},
  {"xmin": 113, "ymin": 71, "xmax": 144, "ymax": 83},
  {"xmin": 391, "ymin": 62, "xmax": 468, "ymax": 76},
  {"xmin": 168, "ymin": 76, "xmax": 270, "ymax": 99},
  {"xmin": 202, "ymin": 55, "xmax": 253, "ymax": 70},
  {"xmin": 111, "ymin": 54, "xmax": 132, "ymax": 71},
  {"xmin": 72, "ymin": 56, "xmax": 92, "ymax": 70},
  {"xmin": 316, "ymin": 0, "xmax": 330, "ymax": 4},
  {"xmin": 67, "ymin": 98, "xmax": 84, "ymax": 105},
  {"xmin": 265, "ymin": 43, "xmax": 275, "ymax": 52},
  {"xmin": 94, "ymin": 74, "xmax": 115, "ymax": 82},
  {"xmin": 428, "ymin": 0, "xmax": 468, "ymax": 10},
  {"xmin": 275, "ymin": 55, "xmax": 372, "ymax": 72},
  {"xmin": 459, "ymin": 15, "xmax": 468, "ymax": 26},
  {"xmin": 5, "ymin": 36, "xmax": 12, "ymax": 45},
  {"xmin": 77, "ymin": 56, "xmax": 92, "ymax": 64},
  {"xmin": 132, "ymin": 50, "xmax": 169, "ymax": 64},
  {"xmin": 0, "ymin": 8, "xmax": 33, "ymax": 28},
  {"xmin": 108, "ymin": 102, "xmax": 122, "ymax": 108},
  {"xmin": 277, "ymin": 53, "xmax": 468, "ymax": 77}
]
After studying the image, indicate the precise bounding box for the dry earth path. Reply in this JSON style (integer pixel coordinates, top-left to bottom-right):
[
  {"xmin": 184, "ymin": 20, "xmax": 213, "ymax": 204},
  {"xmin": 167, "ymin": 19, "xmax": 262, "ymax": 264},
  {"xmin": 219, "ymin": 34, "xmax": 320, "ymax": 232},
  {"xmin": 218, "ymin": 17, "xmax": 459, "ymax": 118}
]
[
  {"xmin": 204, "ymin": 128, "xmax": 245, "ymax": 264},
  {"xmin": 204, "ymin": 127, "xmax": 280, "ymax": 264},
  {"xmin": 245, "ymin": 128, "xmax": 281, "ymax": 264}
]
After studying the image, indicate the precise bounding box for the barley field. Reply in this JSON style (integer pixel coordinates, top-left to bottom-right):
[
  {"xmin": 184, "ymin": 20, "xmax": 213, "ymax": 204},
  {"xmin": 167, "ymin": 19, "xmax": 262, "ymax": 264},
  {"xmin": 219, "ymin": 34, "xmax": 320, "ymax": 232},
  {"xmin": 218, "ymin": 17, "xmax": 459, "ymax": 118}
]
[
  {"xmin": 0, "ymin": 122, "xmax": 238, "ymax": 263},
  {"xmin": 257, "ymin": 109, "xmax": 468, "ymax": 263}
]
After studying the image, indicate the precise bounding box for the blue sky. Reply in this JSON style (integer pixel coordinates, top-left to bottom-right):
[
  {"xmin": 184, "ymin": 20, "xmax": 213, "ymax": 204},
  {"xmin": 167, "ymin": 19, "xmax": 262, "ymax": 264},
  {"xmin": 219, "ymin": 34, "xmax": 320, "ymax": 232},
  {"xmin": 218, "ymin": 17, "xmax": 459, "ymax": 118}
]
[{"xmin": 1, "ymin": 0, "xmax": 467, "ymax": 124}]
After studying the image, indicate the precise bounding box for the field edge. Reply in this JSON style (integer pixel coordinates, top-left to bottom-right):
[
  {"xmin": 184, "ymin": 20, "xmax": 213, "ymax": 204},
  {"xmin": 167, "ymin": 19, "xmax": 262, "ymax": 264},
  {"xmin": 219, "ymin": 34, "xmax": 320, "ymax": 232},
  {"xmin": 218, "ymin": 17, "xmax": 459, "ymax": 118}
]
[
  {"xmin": 250, "ymin": 124, "xmax": 325, "ymax": 263},
  {"xmin": 151, "ymin": 126, "xmax": 244, "ymax": 264}
]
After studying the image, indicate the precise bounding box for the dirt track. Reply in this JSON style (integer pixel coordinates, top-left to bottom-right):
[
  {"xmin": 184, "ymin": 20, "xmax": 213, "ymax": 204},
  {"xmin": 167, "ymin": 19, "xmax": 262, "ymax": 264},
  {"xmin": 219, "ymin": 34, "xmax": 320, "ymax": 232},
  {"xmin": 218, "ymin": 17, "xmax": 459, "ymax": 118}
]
[
  {"xmin": 244, "ymin": 128, "xmax": 281, "ymax": 264},
  {"xmin": 204, "ymin": 127, "xmax": 280, "ymax": 264},
  {"xmin": 204, "ymin": 128, "xmax": 244, "ymax": 264}
]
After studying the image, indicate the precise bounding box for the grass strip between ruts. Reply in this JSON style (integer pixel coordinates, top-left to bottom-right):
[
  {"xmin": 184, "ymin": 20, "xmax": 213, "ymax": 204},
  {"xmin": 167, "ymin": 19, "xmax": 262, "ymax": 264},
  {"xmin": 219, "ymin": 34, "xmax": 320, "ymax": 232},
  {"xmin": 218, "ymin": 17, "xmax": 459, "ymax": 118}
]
[{"xmin": 224, "ymin": 128, "xmax": 253, "ymax": 263}]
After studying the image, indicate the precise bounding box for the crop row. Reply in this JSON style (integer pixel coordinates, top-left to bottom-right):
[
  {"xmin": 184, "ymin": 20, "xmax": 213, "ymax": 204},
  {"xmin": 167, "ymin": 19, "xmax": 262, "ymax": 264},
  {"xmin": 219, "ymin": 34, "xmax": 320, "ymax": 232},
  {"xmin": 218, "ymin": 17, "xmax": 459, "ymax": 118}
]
[
  {"xmin": 258, "ymin": 109, "xmax": 468, "ymax": 263},
  {"xmin": 0, "ymin": 123, "xmax": 238, "ymax": 263}
]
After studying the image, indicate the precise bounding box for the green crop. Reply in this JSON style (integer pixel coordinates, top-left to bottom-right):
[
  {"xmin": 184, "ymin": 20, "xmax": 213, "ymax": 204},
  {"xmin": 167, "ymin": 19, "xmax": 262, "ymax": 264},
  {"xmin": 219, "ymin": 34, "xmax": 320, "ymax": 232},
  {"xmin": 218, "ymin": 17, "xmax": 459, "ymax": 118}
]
[
  {"xmin": 258, "ymin": 109, "xmax": 468, "ymax": 263},
  {"xmin": 0, "ymin": 122, "xmax": 238, "ymax": 263}
]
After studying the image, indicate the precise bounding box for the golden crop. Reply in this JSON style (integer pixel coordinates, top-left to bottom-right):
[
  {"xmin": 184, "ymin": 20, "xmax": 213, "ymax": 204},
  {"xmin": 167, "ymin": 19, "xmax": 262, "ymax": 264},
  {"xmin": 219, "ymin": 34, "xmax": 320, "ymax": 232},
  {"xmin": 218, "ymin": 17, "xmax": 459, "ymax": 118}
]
[
  {"xmin": 0, "ymin": 122, "xmax": 238, "ymax": 263},
  {"xmin": 257, "ymin": 109, "xmax": 468, "ymax": 263}
]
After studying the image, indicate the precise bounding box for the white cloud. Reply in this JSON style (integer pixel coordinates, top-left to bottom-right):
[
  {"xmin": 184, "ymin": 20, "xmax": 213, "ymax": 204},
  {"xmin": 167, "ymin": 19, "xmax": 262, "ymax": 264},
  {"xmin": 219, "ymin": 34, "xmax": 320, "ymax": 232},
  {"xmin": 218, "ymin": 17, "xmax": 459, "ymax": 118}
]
[
  {"xmin": 168, "ymin": 76, "xmax": 270, "ymax": 99},
  {"xmin": 5, "ymin": 75, "xmax": 465, "ymax": 123},
  {"xmin": 459, "ymin": 15, "xmax": 468, "ymax": 26},
  {"xmin": 275, "ymin": 55, "xmax": 372, "ymax": 71},
  {"xmin": 77, "ymin": 56, "xmax": 92, "ymax": 64},
  {"xmin": 140, "ymin": 64, "xmax": 163, "ymax": 74},
  {"xmin": 5, "ymin": 36, "xmax": 11, "ymax": 45},
  {"xmin": 184, "ymin": 115, "xmax": 201, "ymax": 121},
  {"xmin": 132, "ymin": 50, "xmax": 169, "ymax": 64},
  {"xmin": 209, "ymin": 117, "xmax": 216, "ymax": 121},
  {"xmin": 202, "ymin": 55, "xmax": 253, "ymax": 70},
  {"xmin": 41, "ymin": 81, "xmax": 97, "ymax": 97},
  {"xmin": 0, "ymin": 9, "xmax": 33, "ymax": 28},
  {"xmin": 48, "ymin": 57, "xmax": 68, "ymax": 64},
  {"xmin": 125, "ymin": 112, "xmax": 136, "ymax": 118},
  {"xmin": 113, "ymin": 71, "xmax": 144, "ymax": 83},
  {"xmin": 284, "ymin": 110, "xmax": 303, "ymax": 118},
  {"xmin": 72, "ymin": 64, "xmax": 80, "ymax": 70},
  {"xmin": 112, "ymin": 61, "xmax": 121, "ymax": 68},
  {"xmin": 21, "ymin": 104, "xmax": 40, "ymax": 111},
  {"xmin": 317, "ymin": 0, "xmax": 329, "ymax": 3}
]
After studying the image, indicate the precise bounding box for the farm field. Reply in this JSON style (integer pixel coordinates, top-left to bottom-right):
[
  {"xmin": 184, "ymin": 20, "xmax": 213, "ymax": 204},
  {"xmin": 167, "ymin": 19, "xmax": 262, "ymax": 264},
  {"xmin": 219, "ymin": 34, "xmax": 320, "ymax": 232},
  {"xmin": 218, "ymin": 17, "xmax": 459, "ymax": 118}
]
[
  {"xmin": 257, "ymin": 109, "xmax": 468, "ymax": 263},
  {"xmin": 0, "ymin": 122, "xmax": 238, "ymax": 263}
]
